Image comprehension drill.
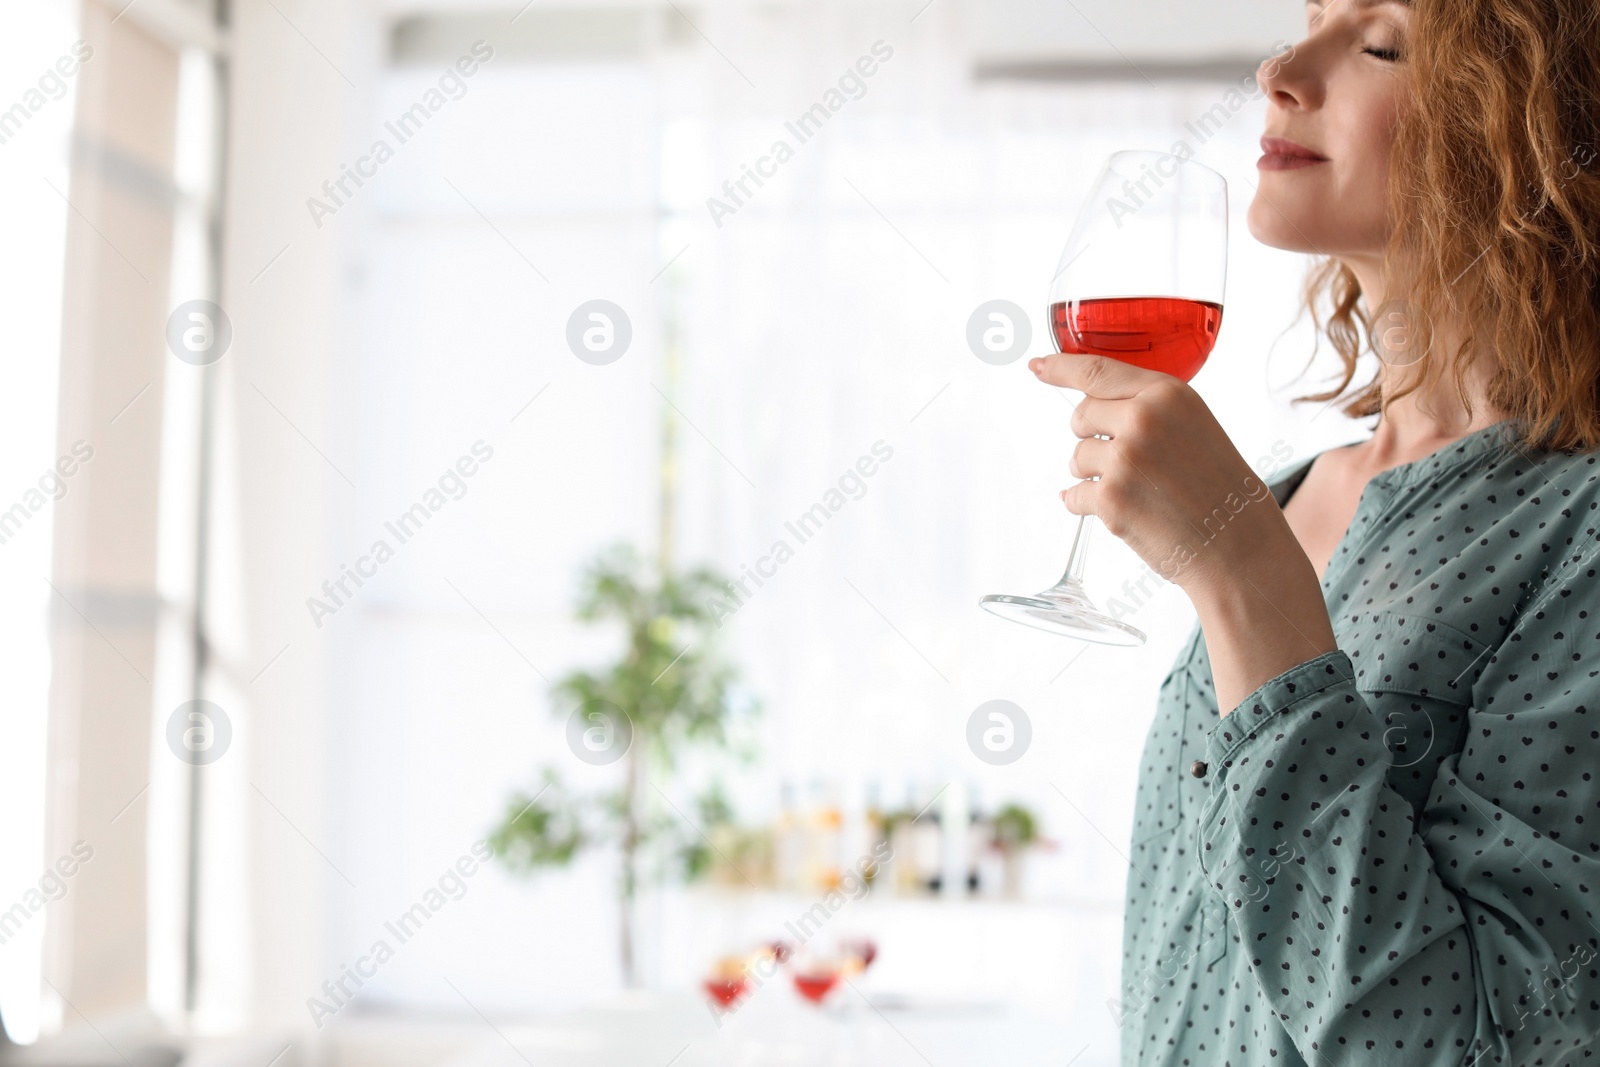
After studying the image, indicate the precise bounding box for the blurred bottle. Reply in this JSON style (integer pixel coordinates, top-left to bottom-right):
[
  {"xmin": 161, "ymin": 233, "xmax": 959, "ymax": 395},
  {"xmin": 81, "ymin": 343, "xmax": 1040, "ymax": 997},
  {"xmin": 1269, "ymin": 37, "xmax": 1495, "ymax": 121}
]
[
  {"xmin": 775, "ymin": 780, "xmax": 804, "ymax": 892},
  {"xmin": 939, "ymin": 781, "xmax": 968, "ymax": 899},
  {"xmin": 806, "ymin": 777, "xmax": 844, "ymax": 892},
  {"xmin": 863, "ymin": 778, "xmax": 886, "ymax": 889},
  {"xmin": 975, "ymin": 807, "xmax": 1005, "ymax": 899},
  {"xmin": 909, "ymin": 781, "xmax": 942, "ymax": 895},
  {"xmin": 965, "ymin": 792, "xmax": 988, "ymax": 895}
]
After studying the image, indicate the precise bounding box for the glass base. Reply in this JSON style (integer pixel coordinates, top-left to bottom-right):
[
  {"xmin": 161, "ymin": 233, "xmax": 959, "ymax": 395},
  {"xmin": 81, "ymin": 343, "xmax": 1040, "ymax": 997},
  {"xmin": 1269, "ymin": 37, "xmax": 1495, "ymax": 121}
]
[{"xmin": 979, "ymin": 578, "xmax": 1146, "ymax": 646}]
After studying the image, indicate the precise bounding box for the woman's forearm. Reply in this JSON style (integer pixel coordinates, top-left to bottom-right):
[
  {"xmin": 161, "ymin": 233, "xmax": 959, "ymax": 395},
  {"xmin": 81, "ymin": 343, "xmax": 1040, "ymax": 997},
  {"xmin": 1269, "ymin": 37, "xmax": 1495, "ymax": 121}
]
[{"xmin": 1189, "ymin": 532, "xmax": 1337, "ymax": 715}]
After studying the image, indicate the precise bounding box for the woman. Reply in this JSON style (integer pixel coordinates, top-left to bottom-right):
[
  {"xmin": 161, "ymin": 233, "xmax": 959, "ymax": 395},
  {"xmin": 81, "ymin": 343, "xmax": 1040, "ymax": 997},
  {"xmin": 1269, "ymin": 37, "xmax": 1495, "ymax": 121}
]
[{"xmin": 1030, "ymin": 0, "xmax": 1600, "ymax": 1063}]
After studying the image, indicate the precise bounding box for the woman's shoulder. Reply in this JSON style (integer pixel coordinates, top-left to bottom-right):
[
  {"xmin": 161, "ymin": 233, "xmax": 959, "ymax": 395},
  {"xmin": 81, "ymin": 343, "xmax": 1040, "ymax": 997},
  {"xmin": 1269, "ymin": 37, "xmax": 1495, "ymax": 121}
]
[
  {"xmin": 1507, "ymin": 438, "xmax": 1600, "ymax": 487},
  {"xmin": 1463, "ymin": 432, "xmax": 1600, "ymax": 524}
]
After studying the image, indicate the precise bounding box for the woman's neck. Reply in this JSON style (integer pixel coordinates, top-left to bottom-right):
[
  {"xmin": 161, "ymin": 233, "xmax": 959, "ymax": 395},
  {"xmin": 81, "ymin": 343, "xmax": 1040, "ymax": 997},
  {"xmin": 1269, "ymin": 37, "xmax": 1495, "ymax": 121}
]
[
  {"xmin": 1360, "ymin": 387, "xmax": 1502, "ymax": 470},
  {"xmin": 1341, "ymin": 255, "xmax": 1507, "ymax": 470}
]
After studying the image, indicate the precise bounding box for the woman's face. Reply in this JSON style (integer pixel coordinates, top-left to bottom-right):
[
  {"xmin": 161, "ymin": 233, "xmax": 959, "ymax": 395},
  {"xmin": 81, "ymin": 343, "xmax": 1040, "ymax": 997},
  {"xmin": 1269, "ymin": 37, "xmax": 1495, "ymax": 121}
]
[{"xmin": 1247, "ymin": 0, "xmax": 1412, "ymax": 261}]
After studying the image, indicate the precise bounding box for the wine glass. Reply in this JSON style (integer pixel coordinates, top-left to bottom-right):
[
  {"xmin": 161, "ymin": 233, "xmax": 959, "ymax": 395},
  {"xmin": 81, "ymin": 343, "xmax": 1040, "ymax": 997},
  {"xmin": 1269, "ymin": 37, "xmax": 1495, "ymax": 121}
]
[
  {"xmin": 840, "ymin": 937, "xmax": 877, "ymax": 974},
  {"xmin": 980, "ymin": 150, "xmax": 1228, "ymax": 645},
  {"xmin": 703, "ymin": 954, "xmax": 750, "ymax": 1009},
  {"xmin": 790, "ymin": 940, "xmax": 845, "ymax": 1007}
]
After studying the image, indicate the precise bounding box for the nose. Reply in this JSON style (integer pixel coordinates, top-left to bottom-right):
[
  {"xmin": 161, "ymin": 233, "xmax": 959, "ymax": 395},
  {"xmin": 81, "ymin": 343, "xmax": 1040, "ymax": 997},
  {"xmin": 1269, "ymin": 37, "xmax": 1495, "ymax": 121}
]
[{"xmin": 1256, "ymin": 41, "xmax": 1320, "ymax": 111}]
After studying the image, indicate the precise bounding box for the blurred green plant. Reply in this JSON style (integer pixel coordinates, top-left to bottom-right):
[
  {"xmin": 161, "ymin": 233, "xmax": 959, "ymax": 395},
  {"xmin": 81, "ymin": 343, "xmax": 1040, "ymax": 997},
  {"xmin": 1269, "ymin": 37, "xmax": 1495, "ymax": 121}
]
[
  {"xmin": 677, "ymin": 782, "xmax": 735, "ymax": 882},
  {"xmin": 990, "ymin": 803, "xmax": 1039, "ymax": 853},
  {"xmin": 990, "ymin": 802, "xmax": 1042, "ymax": 899},
  {"xmin": 489, "ymin": 543, "xmax": 758, "ymax": 985}
]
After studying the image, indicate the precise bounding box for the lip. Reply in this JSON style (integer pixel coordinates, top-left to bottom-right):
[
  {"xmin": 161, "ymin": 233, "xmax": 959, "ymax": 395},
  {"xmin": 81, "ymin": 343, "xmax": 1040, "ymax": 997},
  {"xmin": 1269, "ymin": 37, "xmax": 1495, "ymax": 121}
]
[{"xmin": 1258, "ymin": 135, "xmax": 1329, "ymax": 171}]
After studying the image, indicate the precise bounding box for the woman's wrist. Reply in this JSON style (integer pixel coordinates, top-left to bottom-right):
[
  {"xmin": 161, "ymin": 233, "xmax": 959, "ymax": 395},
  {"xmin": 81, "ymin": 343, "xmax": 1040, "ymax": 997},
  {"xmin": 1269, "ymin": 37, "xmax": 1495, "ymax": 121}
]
[{"xmin": 1188, "ymin": 536, "xmax": 1337, "ymax": 716}]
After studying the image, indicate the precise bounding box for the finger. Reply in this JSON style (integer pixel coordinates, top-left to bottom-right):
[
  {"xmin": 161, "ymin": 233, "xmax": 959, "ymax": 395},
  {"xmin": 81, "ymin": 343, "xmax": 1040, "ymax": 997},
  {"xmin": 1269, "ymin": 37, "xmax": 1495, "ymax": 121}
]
[
  {"xmin": 1068, "ymin": 435, "xmax": 1115, "ymax": 480},
  {"xmin": 1069, "ymin": 395, "xmax": 1119, "ymax": 440},
  {"xmin": 1060, "ymin": 477, "xmax": 1100, "ymax": 517},
  {"xmin": 1029, "ymin": 353, "xmax": 1158, "ymax": 398}
]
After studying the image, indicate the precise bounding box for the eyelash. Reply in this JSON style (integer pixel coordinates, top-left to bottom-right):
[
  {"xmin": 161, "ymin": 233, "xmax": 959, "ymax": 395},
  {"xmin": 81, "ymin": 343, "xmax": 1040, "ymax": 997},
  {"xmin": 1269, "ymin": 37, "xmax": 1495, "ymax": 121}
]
[{"xmin": 1362, "ymin": 46, "xmax": 1402, "ymax": 61}]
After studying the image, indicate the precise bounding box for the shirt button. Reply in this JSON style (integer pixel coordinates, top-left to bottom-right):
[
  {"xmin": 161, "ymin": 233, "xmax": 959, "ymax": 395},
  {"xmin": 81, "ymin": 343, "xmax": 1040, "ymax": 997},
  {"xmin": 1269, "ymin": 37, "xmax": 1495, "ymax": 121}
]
[{"xmin": 1190, "ymin": 760, "xmax": 1208, "ymax": 779}]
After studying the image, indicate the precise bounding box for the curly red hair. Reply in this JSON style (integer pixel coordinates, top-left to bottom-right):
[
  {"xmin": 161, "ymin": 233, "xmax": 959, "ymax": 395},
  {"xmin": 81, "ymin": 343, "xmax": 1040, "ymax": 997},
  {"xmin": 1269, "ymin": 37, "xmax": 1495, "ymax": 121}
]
[{"xmin": 1296, "ymin": 0, "xmax": 1600, "ymax": 451}]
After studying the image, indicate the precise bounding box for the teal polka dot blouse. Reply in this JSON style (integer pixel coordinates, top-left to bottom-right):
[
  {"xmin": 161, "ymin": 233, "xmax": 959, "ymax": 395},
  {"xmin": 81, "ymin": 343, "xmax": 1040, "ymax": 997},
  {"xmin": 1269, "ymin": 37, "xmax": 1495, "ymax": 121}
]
[{"xmin": 1120, "ymin": 419, "xmax": 1600, "ymax": 1066}]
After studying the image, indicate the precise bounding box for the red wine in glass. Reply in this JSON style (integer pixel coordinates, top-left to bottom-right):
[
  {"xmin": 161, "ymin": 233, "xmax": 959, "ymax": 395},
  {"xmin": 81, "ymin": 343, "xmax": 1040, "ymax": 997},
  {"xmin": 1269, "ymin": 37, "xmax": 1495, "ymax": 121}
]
[
  {"xmin": 794, "ymin": 971, "xmax": 841, "ymax": 1003},
  {"xmin": 704, "ymin": 977, "xmax": 749, "ymax": 1006},
  {"xmin": 1050, "ymin": 297, "xmax": 1223, "ymax": 383}
]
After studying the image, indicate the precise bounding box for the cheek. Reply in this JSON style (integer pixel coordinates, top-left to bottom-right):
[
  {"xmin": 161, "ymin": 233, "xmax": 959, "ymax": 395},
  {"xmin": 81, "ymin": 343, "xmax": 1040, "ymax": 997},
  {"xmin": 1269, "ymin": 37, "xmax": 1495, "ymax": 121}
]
[
  {"xmin": 1348, "ymin": 138, "xmax": 1393, "ymax": 215},
  {"xmin": 1248, "ymin": 80, "xmax": 1405, "ymax": 255},
  {"xmin": 1340, "ymin": 87, "xmax": 1405, "ymax": 229}
]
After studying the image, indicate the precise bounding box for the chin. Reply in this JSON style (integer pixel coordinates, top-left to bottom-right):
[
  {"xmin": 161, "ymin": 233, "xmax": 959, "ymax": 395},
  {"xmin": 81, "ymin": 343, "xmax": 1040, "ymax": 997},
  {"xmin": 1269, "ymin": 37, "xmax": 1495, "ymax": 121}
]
[
  {"xmin": 1245, "ymin": 198, "xmax": 1323, "ymax": 254},
  {"xmin": 1247, "ymin": 195, "xmax": 1386, "ymax": 260}
]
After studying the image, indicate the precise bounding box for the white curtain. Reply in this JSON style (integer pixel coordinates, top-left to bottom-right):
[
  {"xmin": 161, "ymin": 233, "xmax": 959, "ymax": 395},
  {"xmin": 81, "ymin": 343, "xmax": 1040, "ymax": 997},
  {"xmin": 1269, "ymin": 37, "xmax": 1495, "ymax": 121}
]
[{"xmin": 0, "ymin": 0, "xmax": 80, "ymax": 1042}]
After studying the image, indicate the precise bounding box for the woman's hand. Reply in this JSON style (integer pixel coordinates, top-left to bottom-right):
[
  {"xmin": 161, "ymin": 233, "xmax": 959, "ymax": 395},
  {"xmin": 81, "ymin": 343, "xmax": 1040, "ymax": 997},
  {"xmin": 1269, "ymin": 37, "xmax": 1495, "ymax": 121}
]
[
  {"xmin": 1028, "ymin": 353, "xmax": 1282, "ymax": 594},
  {"xmin": 1028, "ymin": 352, "xmax": 1338, "ymax": 712}
]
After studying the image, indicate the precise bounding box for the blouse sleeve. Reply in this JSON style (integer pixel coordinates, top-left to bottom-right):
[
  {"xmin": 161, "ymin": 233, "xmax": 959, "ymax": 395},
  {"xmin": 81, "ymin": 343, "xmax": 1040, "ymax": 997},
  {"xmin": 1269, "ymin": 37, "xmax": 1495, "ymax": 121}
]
[{"xmin": 1197, "ymin": 646, "xmax": 1600, "ymax": 1065}]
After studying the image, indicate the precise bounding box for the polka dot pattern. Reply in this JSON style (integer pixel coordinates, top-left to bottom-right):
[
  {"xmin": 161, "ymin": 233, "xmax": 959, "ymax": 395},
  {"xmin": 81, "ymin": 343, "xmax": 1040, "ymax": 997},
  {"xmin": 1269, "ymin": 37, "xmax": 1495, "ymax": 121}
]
[{"xmin": 1120, "ymin": 422, "xmax": 1600, "ymax": 1066}]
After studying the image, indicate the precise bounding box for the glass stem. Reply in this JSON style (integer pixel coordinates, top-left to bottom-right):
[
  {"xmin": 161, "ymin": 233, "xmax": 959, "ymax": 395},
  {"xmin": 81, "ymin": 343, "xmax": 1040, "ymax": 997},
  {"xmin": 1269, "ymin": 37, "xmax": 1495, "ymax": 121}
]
[{"xmin": 1059, "ymin": 513, "xmax": 1093, "ymax": 589}]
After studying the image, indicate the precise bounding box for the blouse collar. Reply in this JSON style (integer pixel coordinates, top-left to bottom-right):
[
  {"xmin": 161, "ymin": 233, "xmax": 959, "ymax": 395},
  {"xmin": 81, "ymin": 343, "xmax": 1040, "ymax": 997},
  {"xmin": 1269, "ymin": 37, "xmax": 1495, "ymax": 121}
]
[{"xmin": 1268, "ymin": 418, "xmax": 1526, "ymax": 506}]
